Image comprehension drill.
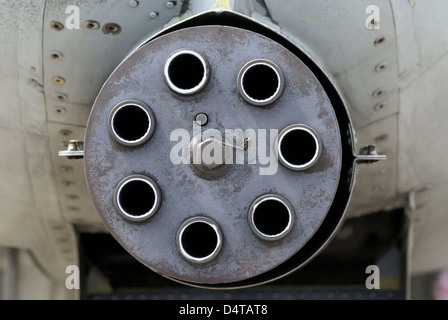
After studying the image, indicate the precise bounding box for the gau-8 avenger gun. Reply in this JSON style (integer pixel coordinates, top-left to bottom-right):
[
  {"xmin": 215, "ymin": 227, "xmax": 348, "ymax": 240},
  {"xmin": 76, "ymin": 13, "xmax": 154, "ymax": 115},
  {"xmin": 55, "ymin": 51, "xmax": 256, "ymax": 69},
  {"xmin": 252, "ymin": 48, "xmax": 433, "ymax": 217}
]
[{"xmin": 0, "ymin": 0, "xmax": 446, "ymax": 300}]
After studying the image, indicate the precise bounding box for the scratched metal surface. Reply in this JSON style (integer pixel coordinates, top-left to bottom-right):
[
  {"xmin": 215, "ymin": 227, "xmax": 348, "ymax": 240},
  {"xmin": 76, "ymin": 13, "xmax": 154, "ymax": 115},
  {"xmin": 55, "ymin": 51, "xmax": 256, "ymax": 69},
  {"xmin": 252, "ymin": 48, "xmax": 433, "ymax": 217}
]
[{"xmin": 85, "ymin": 26, "xmax": 343, "ymax": 284}]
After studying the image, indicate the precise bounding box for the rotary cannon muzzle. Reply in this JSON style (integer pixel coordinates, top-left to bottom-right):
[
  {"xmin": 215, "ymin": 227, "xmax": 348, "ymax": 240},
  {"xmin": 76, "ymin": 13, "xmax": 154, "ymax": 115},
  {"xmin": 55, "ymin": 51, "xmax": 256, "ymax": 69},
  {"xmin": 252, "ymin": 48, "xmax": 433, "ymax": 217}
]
[
  {"xmin": 237, "ymin": 59, "xmax": 284, "ymax": 106},
  {"xmin": 108, "ymin": 100, "xmax": 156, "ymax": 147},
  {"xmin": 177, "ymin": 217, "xmax": 223, "ymax": 264},
  {"xmin": 164, "ymin": 49, "xmax": 210, "ymax": 95},
  {"xmin": 277, "ymin": 124, "xmax": 323, "ymax": 171},
  {"xmin": 113, "ymin": 175, "xmax": 162, "ymax": 222},
  {"xmin": 85, "ymin": 19, "xmax": 356, "ymax": 289},
  {"xmin": 248, "ymin": 194, "xmax": 295, "ymax": 241}
]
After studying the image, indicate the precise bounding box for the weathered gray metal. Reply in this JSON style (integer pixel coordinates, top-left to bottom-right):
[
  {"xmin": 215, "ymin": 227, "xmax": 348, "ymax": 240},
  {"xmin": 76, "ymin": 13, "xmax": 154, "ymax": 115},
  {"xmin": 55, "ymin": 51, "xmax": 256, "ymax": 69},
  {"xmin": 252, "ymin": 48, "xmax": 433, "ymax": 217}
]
[{"xmin": 85, "ymin": 24, "xmax": 350, "ymax": 286}]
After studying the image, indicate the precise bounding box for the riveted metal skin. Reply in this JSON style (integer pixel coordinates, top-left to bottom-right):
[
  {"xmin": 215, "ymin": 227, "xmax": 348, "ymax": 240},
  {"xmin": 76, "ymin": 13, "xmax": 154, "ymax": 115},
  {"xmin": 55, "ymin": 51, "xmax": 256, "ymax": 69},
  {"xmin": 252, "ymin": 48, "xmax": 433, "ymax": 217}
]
[{"xmin": 85, "ymin": 24, "xmax": 351, "ymax": 287}]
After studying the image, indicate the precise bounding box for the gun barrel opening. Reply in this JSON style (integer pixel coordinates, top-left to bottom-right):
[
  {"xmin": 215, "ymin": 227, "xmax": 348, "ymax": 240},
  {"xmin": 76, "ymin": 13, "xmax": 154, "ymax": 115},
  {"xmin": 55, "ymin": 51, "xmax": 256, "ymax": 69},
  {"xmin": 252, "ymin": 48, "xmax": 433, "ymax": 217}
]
[
  {"xmin": 114, "ymin": 175, "xmax": 161, "ymax": 222},
  {"xmin": 177, "ymin": 217, "xmax": 223, "ymax": 263},
  {"xmin": 238, "ymin": 59, "xmax": 284, "ymax": 106},
  {"xmin": 164, "ymin": 50, "xmax": 210, "ymax": 95},
  {"xmin": 249, "ymin": 195, "xmax": 294, "ymax": 241},
  {"xmin": 278, "ymin": 124, "xmax": 322, "ymax": 171},
  {"xmin": 109, "ymin": 101, "xmax": 155, "ymax": 147}
]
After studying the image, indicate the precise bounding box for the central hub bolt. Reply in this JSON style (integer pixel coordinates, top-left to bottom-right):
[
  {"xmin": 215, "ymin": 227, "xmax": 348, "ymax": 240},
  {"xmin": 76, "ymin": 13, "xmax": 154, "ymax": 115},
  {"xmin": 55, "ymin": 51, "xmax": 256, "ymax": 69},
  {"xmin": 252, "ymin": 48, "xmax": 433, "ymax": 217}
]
[{"xmin": 189, "ymin": 135, "xmax": 227, "ymax": 170}]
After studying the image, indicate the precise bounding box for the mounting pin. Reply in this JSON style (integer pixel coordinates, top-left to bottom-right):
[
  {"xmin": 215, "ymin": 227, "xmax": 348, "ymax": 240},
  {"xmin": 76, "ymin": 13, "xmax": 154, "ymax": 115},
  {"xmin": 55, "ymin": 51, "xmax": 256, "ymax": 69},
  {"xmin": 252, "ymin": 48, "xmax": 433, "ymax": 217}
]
[{"xmin": 58, "ymin": 140, "xmax": 84, "ymax": 160}]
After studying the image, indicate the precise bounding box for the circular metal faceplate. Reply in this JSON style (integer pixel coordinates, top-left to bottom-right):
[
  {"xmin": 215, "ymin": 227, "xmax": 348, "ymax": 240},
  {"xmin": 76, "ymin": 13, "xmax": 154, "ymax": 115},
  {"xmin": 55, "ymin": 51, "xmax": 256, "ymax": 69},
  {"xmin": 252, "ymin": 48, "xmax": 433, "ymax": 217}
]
[{"xmin": 85, "ymin": 26, "xmax": 342, "ymax": 284}]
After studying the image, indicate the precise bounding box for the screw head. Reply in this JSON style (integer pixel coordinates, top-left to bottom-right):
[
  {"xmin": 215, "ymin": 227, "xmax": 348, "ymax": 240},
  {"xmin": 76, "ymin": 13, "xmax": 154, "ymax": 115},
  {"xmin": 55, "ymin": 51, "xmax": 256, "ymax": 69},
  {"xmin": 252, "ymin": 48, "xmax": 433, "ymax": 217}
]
[
  {"xmin": 375, "ymin": 62, "xmax": 388, "ymax": 72},
  {"xmin": 50, "ymin": 50, "xmax": 63, "ymax": 61},
  {"xmin": 372, "ymin": 88, "xmax": 384, "ymax": 98},
  {"xmin": 83, "ymin": 20, "xmax": 100, "ymax": 30},
  {"xmin": 52, "ymin": 76, "xmax": 66, "ymax": 85},
  {"xmin": 374, "ymin": 35, "xmax": 386, "ymax": 46},
  {"xmin": 374, "ymin": 103, "xmax": 385, "ymax": 111},
  {"xmin": 55, "ymin": 92, "xmax": 68, "ymax": 101},
  {"xmin": 50, "ymin": 21, "xmax": 64, "ymax": 31},
  {"xmin": 102, "ymin": 23, "xmax": 121, "ymax": 35},
  {"xmin": 54, "ymin": 106, "xmax": 67, "ymax": 114}
]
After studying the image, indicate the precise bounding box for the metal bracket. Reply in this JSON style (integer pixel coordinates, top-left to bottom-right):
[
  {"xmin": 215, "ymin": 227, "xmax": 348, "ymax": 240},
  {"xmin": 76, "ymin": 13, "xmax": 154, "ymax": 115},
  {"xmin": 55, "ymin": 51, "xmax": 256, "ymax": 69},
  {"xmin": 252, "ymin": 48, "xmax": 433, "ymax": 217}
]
[
  {"xmin": 58, "ymin": 140, "xmax": 84, "ymax": 159},
  {"xmin": 355, "ymin": 144, "xmax": 387, "ymax": 164},
  {"xmin": 347, "ymin": 123, "xmax": 386, "ymax": 164}
]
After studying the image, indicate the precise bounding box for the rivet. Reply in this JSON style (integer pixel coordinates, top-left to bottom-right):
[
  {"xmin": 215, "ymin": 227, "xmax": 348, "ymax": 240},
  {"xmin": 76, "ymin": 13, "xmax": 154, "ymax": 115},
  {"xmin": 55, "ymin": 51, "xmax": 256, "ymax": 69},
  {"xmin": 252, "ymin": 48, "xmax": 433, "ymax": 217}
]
[
  {"xmin": 83, "ymin": 20, "xmax": 100, "ymax": 30},
  {"xmin": 372, "ymin": 88, "xmax": 384, "ymax": 98},
  {"xmin": 374, "ymin": 103, "xmax": 385, "ymax": 111},
  {"xmin": 129, "ymin": 0, "xmax": 139, "ymax": 7},
  {"xmin": 374, "ymin": 35, "xmax": 386, "ymax": 46},
  {"xmin": 375, "ymin": 62, "xmax": 388, "ymax": 72},
  {"xmin": 54, "ymin": 106, "xmax": 67, "ymax": 114},
  {"xmin": 50, "ymin": 21, "xmax": 64, "ymax": 31},
  {"xmin": 149, "ymin": 11, "xmax": 159, "ymax": 19},
  {"xmin": 52, "ymin": 76, "xmax": 66, "ymax": 85},
  {"xmin": 102, "ymin": 23, "xmax": 121, "ymax": 35},
  {"xmin": 55, "ymin": 92, "xmax": 68, "ymax": 101},
  {"xmin": 50, "ymin": 50, "xmax": 63, "ymax": 61},
  {"xmin": 166, "ymin": 1, "xmax": 176, "ymax": 9},
  {"xmin": 59, "ymin": 129, "xmax": 72, "ymax": 136}
]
